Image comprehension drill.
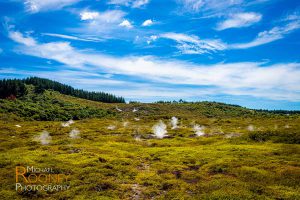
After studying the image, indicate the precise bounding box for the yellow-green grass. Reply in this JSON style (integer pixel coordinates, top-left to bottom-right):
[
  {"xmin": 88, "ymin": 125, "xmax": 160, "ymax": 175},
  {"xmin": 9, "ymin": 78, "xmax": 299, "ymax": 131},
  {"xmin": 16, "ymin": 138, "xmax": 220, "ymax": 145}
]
[
  {"xmin": 0, "ymin": 115, "xmax": 299, "ymax": 200},
  {"xmin": 0, "ymin": 92, "xmax": 299, "ymax": 199}
]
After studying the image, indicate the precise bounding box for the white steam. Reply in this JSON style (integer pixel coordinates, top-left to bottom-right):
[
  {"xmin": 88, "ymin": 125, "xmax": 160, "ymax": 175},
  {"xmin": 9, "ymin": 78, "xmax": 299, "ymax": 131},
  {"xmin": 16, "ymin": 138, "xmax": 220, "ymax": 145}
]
[
  {"xmin": 107, "ymin": 125, "xmax": 116, "ymax": 130},
  {"xmin": 193, "ymin": 124, "xmax": 205, "ymax": 136},
  {"xmin": 134, "ymin": 135, "xmax": 141, "ymax": 141},
  {"xmin": 152, "ymin": 120, "xmax": 168, "ymax": 139},
  {"xmin": 170, "ymin": 117, "xmax": 178, "ymax": 129},
  {"xmin": 247, "ymin": 125, "xmax": 255, "ymax": 131},
  {"xmin": 35, "ymin": 131, "xmax": 52, "ymax": 145},
  {"xmin": 61, "ymin": 119, "xmax": 74, "ymax": 127},
  {"xmin": 116, "ymin": 107, "xmax": 123, "ymax": 112},
  {"xmin": 69, "ymin": 128, "xmax": 80, "ymax": 139},
  {"xmin": 285, "ymin": 125, "xmax": 290, "ymax": 128},
  {"xmin": 123, "ymin": 121, "xmax": 129, "ymax": 127}
]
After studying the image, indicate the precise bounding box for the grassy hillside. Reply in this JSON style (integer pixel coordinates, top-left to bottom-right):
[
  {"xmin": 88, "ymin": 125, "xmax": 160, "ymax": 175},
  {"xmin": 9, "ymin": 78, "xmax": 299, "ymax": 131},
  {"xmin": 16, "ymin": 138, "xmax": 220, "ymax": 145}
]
[
  {"xmin": 0, "ymin": 89, "xmax": 299, "ymax": 199},
  {"xmin": 0, "ymin": 77, "xmax": 125, "ymax": 103}
]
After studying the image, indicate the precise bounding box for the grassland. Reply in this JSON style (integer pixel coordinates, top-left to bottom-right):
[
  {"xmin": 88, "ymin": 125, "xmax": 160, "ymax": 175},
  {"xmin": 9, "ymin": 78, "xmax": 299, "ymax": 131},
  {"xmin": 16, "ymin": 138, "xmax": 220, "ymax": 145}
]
[{"xmin": 0, "ymin": 91, "xmax": 299, "ymax": 199}]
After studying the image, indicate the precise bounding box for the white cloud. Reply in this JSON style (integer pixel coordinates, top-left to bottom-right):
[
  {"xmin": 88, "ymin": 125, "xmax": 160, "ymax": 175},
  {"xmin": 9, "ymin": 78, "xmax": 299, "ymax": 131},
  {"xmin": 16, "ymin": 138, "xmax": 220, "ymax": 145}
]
[
  {"xmin": 80, "ymin": 11, "xmax": 99, "ymax": 20},
  {"xmin": 160, "ymin": 32, "xmax": 227, "ymax": 54},
  {"xmin": 156, "ymin": 13, "xmax": 299, "ymax": 52},
  {"xmin": 132, "ymin": 0, "xmax": 149, "ymax": 8},
  {"xmin": 217, "ymin": 12, "xmax": 262, "ymax": 30},
  {"xmin": 24, "ymin": 0, "xmax": 80, "ymax": 12},
  {"xmin": 77, "ymin": 10, "xmax": 127, "ymax": 35},
  {"xmin": 8, "ymin": 30, "xmax": 300, "ymax": 101},
  {"xmin": 42, "ymin": 33, "xmax": 102, "ymax": 42},
  {"xmin": 177, "ymin": 0, "xmax": 269, "ymax": 18},
  {"xmin": 178, "ymin": 0, "xmax": 243, "ymax": 14},
  {"xmin": 119, "ymin": 20, "xmax": 133, "ymax": 28},
  {"xmin": 108, "ymin": 0, "xmax": 149, "ymax": 8},
  {"xmin": 8, "ymin": 31, "xmax": 36, "ymax": 46},
  {"xmin": 179, "ymin": 0, "xmax": 204, "ymax": 12},
  {"xmin": 81, "ymin": 10, "xmax": 126, "ymax": 23},
  {"xmin": 231, "ymin": 15, "xmax": 300, "ymax": 48},
  {"xmin": 142, "ymin": 19, "xmax": 153, "ymax": 27},
  {"xmin": 147, "ymin": 35, "xmax": 158, "ymax": 44}
]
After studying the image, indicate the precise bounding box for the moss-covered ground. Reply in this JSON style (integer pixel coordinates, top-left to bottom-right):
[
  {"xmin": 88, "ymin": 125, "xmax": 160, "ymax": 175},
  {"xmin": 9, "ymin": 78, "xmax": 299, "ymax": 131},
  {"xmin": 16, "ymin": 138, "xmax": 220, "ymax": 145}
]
[{"xmin": 0, "ymin": 92, "xmax": 299, "ymax": 199}]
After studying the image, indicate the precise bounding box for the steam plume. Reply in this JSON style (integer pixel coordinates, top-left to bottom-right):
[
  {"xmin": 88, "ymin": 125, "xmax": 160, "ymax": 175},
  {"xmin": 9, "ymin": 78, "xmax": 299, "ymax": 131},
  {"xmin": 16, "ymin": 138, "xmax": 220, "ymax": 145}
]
[
  {"xmin": 36, "ymin": 131, "xmax": 52, "ymax": 145},
  {"xmin": 116, "ymin": 107, "xmax": 123, "ymax": 112},
  {"xmin": 247, "ymin": 125, "xmax": 254, "ymax": 131},
  {"xmin": 152, "ymin": 120, "xmax": 168, "ymax": 139},
  {"xmin": 107, "ymin": 125, "xmax": 116, "ymax": 130},
  {"xmin": 69, "ymin": 128, "xmax": 80, "ymax": 139},
  {"xmin": 123, "ymin": 121, "xmax": 129, "ymax": 127},
  {"xmin": 61, "ymin": 119, "xmax": 74, "ymax": 127},
  {"xmin": 193, "ymin": 124, "xmax": 205, "ymax": 136},
  {"xmin": 170, "ymin": 117, "xmax": 178, "ymax": 129}
]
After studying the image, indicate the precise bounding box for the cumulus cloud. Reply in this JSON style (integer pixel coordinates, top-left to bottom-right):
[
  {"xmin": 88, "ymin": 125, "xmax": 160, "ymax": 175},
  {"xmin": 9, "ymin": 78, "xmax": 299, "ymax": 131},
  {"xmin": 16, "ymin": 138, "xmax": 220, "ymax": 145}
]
[
  {"xmin": 217, "ymin": 12, "xmax": 262, "ymax": 30},
  {"xmin": 119, "ymin": 20, "xmax": 133, "ymax": 28},
  {"xmin": 24, "ymin": 0, "xmax": 80, "ymax": 12},
  {"xmin": 142, "ymin": 19, "xmax": 153, "ymax": 26},
  {"xmin": 160, "ymin": 32, "xmax": 227, "ymax": 54},
  {"xmin": 7, "ymin": 30, "xmax": 300, "ymax": 101}
]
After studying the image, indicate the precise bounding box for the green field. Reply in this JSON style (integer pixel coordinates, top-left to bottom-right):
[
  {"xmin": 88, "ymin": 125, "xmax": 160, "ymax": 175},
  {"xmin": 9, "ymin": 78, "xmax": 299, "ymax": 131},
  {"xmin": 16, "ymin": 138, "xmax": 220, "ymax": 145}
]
[{"xmin": 0, "ymin": 91, "xmax": 299, "ymax": 199}]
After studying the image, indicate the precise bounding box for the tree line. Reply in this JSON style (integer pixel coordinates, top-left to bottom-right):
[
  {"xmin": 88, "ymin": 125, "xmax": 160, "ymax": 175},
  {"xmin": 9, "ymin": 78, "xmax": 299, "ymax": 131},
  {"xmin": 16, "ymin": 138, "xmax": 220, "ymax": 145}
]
[{"xmin": 0, "ymin": 77, "xmax": 125, "ymax": 103}]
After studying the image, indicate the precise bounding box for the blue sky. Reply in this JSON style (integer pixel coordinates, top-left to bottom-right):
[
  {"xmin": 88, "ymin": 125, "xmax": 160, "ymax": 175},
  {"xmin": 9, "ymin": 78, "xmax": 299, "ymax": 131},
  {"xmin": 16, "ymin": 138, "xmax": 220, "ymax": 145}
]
[{"xmin": 0, "ymin": 0, "xmax": 300, "ymax": 110}]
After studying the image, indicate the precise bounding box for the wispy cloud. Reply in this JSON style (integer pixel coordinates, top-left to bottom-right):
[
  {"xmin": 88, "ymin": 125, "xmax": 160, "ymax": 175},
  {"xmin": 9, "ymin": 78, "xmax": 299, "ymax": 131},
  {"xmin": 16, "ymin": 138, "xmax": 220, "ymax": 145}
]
[
  {"xmin": 76, "ymin": 10, "xmax": 127, "ymax": 36},
  {"xmin": 108, "ymin": 0, "xmax": 149, "ymax": 8},
  {"xmin": 156, "ymin": 13, "xmax": 300, "ymax": 52},
  {"xmin": 216, "ymin": 12, "xmax": 262, "ymax": 30},
  {"xmin": 79, "ymin": 10, "xmax": 126, "ymax": 23},
  {"xmin": 7, "ymin": 30, "xmax": 300, "ymax": 101},
  {"xmin": 231, "ymin": 14, "xmax": 300, "ymax": 48},
  {"xmin": 80, "ymin": 11, "xmax": 99, "ymax": 20},
  {"xmin": 160, "ymin": 32, "xmax": 227, "ymax": 54},
  {"xmin": 177, "ymin": 0, "xmax": 244, "ymax": 15},
  {"xmin": 24, "ymin": 0, "xmax": 80, "ymax": 12},
  {"xmin": 42, "ymin": 33, "xmax": 102, "ymax": 42}
]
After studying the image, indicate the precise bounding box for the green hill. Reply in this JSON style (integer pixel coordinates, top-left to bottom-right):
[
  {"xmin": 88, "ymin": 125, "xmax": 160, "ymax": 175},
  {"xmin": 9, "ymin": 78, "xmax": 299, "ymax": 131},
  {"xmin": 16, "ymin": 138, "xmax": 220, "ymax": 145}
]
[{"xmin": 0, "ymin": 77, "xmax": 125, "ymax": 103}]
